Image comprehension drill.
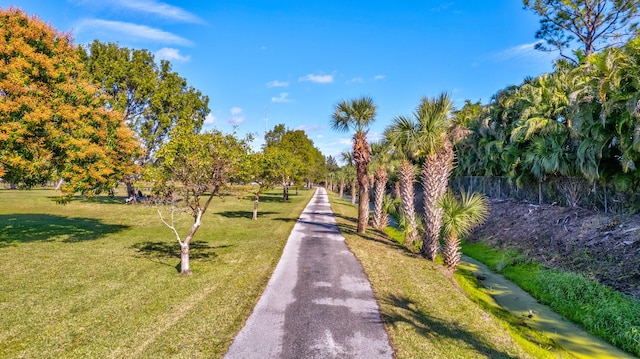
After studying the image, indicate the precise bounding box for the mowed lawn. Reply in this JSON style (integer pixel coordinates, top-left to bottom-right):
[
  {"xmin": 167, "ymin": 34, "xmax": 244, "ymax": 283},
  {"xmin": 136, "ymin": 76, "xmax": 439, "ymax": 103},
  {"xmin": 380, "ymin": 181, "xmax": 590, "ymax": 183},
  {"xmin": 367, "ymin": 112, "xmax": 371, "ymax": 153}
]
[
  {"xmin": 328, "ymin": 193, "xmax": 570, "ymax": 359},
  {"xmin": 0, "ymin": 187, "xmax": 313, "ymax": 358}
]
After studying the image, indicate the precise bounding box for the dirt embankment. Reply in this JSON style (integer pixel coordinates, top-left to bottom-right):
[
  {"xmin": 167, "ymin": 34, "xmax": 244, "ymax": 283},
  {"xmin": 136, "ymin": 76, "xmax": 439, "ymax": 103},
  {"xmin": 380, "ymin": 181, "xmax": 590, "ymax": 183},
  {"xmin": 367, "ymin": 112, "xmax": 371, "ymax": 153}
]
[{"xmin": 467, "ymin": 199, "xmax": 640, "ymax": 299}]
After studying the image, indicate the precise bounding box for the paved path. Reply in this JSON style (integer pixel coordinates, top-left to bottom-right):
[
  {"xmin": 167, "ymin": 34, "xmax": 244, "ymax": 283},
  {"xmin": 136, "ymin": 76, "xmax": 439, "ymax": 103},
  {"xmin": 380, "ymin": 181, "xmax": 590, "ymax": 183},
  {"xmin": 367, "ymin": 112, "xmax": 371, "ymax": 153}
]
[{"xmin": 225, "ymin": 187, "xmax": 393, "ymax": 359}]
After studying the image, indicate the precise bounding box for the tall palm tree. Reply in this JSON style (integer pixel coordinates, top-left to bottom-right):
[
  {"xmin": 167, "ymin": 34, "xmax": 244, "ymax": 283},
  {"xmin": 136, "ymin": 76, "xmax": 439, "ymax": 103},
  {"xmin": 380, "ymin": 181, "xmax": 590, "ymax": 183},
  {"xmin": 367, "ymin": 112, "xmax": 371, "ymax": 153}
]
[
  {"xmin": 439, "ymin": 190, "xmax": 488, "ymax": 271},
  {"xmin": 384, "ymin": 116, "xmax": 421, "ymax": 248},
  {"xmin": 370, "ymin": 140, "xmax": 394, "ymax": 230},
  {"xmin": 416, "ymin": 93, "xmax": 457, "ymax": 261},
  {"xmin": 332, "ymin": 97, "xmax": 377, "ymax": 233}
]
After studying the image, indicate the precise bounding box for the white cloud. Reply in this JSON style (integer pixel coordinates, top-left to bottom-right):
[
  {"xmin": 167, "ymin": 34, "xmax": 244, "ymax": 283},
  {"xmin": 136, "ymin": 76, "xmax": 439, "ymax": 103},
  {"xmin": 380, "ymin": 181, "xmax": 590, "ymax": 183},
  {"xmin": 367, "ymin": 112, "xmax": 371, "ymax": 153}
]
[
  {"xmin": 368, "ymin": 132, "xmax": 384, "ymax": 142},
  {"xmin": 347, "ymin": 77, "xmax": 364, "ymax": 84},
  {"xmin": 373, "ymin": 75, "xmax": 385, "ymax": 80},
  {"xmin": 494, "ymin": 41, "xmax": 555, "ymax": 61},
  {"xmin": 272, "ymin": 92, "xmax": 292, "ymax": 103},
  {"xmin": 297, "ymin": 125, "xmax": 325, "ymax": 132},
  {"xmin": 155, "ymin": 48, "xmax": 190, "ymax": 62},
  {"xmin": 227, "ymin": 107, "xmax": 244, "ymax": 124},
  {"xmin": 77, "ymin": 19, "xmax": 192, "ymax": 45},
  {"xmin": 113, "ymin": 0, "xmax": 203, "ymax": 23},
  {"xmin": 338, "ymin": 138, "xmax": 352, "ymax": 145},
  {"xmin": 267, "ymin": 80, "xmax": 289, "ymax": 88},
  {"xmin": 431, "ymin": 2, "xmax": 454, "ymax": 12},
  {"xmin": 204, "ymin": 113, "xmax": 215, "ymax": 125},
  {"xmin": 299, "ymin": 73, "xmax": 334, "ymax": 84}
]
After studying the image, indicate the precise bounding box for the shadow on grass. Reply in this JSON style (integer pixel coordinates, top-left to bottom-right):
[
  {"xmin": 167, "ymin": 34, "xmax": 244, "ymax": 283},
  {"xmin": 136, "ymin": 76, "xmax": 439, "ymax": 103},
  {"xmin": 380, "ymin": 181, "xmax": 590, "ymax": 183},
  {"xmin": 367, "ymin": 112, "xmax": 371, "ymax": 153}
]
[
  {"xmin": 332, "ymin": 212, "xmax": 411, "ymax": 252},
  {"xmin": 218, "ymin": 211, "xmax": 280, "ymax": 219},
  {"xmin": 0, "ymin": 214, "xmax": 129, "ymax": 246},
  {"xmin": 131, "ymin": 241, "xmax": 229, "ymax": 272},
  {"xmin": 380, "ymin": 293, "xmax": 519, "ymax": 359},
  {"xmin": 239, "ymin": 194, "xmax": 288, "ymax": 203},
  {"xmin": 131, "ymin": 241, "xmax": 232, "ymax": 270}
]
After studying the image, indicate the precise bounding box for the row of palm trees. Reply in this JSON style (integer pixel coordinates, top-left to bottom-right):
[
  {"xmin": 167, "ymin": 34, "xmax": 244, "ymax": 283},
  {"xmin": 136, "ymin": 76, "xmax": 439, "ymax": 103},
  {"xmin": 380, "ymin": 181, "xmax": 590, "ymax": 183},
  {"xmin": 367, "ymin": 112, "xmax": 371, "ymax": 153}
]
[
  {"xmin": 330, "ymin": 94, "xmax": 487, "ymax": 270},
  {"xmin": 454, "ymin": 36, "xmax": 640, "ymax": 211}
]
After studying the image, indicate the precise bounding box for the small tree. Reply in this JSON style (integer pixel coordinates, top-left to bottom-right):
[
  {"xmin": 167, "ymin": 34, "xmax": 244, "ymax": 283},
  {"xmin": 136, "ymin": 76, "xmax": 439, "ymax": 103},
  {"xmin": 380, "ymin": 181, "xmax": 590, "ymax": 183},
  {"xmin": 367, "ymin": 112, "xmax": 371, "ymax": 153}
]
[
  {"xmin": 524, "ymin": 0, "xmax": 640, "ymax": 63},
  {"xmin": 243, "ymin": 151, "xmax": 280, "ymax": 220},
  {"xmin": 150, "ymin": 126, "xmax": 249, "ymax": 274},
  {"xmin": 440, "ymin": 191, "xmax": 489, "ymax": 271}
]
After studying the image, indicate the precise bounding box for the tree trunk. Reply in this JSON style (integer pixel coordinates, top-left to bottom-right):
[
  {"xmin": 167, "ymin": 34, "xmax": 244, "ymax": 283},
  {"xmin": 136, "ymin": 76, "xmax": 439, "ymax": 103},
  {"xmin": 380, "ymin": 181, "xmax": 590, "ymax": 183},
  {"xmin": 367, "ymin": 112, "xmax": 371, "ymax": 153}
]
[
  {"xmin": 399, "ymin": 160, "xmax": 418, "ymax": 248},
  {"xmin": 421, "ymin": 141, "xmax": 454, "ymax": 261},
  {"xmin": 393, "ymin": 181, "xmax": 400, "ymax": 200},
  {"xmin": 180, "ymin": 242, "xmax": 192, "ymax": 275},
  {"xmin": 357, "ymin": 181, "xmax": 369, "ymax": 233},
  {"xmin": 538, "ymin": 180, "xmax": 542, "ymax": 205},
  {"xmin": 339, "ymin": 181, "xmax": 344, "ymax": 198},
  {"xmin": 125, "ymin": 176, "xmax": 136, "ymax": 203},
  {"xmin": 180, "ymin": 209, "xmax": 203, "ymax": 275},
  {"xmin": 351, "ymin": 180, "xmax": 357, "ymax": 205},
  {"xmin": 372, "ymin": 167, "xmax": 388, "ymax": 230},
  {"xmin": 252, "ymin": 191, "xmax": 260, "ymax": 220},
  {"xmin": 442, "ymin": 235, "xmax": 461, "ymax": 270},
  {"xmin": 55, "ymin": 178, "xmax": 64, "ymax": 191}
]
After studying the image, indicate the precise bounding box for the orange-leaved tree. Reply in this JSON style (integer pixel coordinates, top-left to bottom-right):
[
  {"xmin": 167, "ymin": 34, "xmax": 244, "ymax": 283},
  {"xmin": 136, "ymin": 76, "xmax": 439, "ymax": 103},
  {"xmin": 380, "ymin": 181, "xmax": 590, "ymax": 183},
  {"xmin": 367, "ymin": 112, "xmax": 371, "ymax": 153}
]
[{"xmin": 0, "ymin": 8, "xmax": 139, "ymax": 195}]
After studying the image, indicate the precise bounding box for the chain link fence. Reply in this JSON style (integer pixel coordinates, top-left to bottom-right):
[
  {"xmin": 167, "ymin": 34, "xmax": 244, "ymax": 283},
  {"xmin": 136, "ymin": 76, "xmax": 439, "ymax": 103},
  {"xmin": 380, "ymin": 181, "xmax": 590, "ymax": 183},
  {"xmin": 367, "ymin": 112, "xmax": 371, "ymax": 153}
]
[{"xmin": 450, "ymin": 176, "xmax": 640, "ymax": 214}]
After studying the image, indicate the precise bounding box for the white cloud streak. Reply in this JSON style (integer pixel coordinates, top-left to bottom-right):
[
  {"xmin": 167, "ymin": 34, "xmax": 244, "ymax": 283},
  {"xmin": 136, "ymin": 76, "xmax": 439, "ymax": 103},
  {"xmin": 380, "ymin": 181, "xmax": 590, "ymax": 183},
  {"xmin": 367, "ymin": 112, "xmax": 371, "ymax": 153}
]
[
  {"xmin": 271, "ymin": 93, "xmax": 292, "ymax": 103},
  {"xmin": 297, "ymin": 125, "xmax": 325, "ymax": 132},
  {"xmin": 204, "ymin": 113, "xmax": 216, "ymax": 125},
  {"xmin": 299, "ymin": 73, "xmax": 334, "ymax": 84},
  {"xmin": 77, "ymin": 19, "xmax": 192, "ymax": 45},
  {"xmin": 156, "ymin": 48, "xmax": 190, "ymax": 62},
  {"xmin": 494, "ymin": 41, "xmax": 554, "ymax": 61},
  {"xmin": 113, "ymin": 0, "xmax": 203, "ymax": 23},
  {"xmin": 227, "ymin": 107, "xmax": 244, "ymax": 124},
  {"xmin": 267, "ymin": 80, "xmax": 289, "ymax": 88}
]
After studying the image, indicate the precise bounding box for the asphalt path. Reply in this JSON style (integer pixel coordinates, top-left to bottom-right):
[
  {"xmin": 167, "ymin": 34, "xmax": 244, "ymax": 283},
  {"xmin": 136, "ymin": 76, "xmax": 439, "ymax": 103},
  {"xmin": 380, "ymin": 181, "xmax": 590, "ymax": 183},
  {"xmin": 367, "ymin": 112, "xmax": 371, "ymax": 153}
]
[{"xmin": 224, "ymin": 187, "xmax": 393, "ymax": 359}]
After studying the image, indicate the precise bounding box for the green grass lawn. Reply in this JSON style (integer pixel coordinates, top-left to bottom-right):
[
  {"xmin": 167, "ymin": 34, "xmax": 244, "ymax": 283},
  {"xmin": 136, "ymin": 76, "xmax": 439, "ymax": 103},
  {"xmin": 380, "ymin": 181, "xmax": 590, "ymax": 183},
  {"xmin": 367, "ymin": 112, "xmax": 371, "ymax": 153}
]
[
  {"xmin": 0, "ymin": 187, "xmax": 312, "ymax": 358},
  {"xmin": 328, "ymin": 193, "xmax": 575, "ymax": 359}
]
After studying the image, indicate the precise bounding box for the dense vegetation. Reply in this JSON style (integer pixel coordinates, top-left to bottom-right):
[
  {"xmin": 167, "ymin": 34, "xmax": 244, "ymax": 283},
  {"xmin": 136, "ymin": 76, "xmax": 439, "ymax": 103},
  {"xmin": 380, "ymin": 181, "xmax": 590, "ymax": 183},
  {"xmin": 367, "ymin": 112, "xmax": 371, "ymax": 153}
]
[{"xmin": 453, "ymin": 37, "xmax": 640, "ymax": 212}]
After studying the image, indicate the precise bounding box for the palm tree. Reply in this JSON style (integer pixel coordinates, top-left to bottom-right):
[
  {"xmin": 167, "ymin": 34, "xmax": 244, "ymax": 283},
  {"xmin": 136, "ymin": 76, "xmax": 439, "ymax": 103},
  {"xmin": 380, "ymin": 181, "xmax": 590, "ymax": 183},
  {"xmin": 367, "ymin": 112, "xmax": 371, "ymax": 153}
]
[
  {"xmin": 341, "ymin": 151, "xmax": 357, "ymax": 205},
  {"xmin": 370, "ymin": 140, "xmax": 394, "ymax": 230},
  {"xmin": 416, "ymin": 93, "xmax": 457, "ymax": 261},
  {"xmin": 332, "ymin": 97, "xmax": 377, "ymax": 233},
  {"xmin": 384, "ymin": 116, "xmax": 421, "ymax": 248},
  {"xmin": 439, "ymin": 190, "xmax": 489, "ymax": 271},
  {"xmin": 335, "ymin": 167, "xmax": 347, "ymax": 198}
]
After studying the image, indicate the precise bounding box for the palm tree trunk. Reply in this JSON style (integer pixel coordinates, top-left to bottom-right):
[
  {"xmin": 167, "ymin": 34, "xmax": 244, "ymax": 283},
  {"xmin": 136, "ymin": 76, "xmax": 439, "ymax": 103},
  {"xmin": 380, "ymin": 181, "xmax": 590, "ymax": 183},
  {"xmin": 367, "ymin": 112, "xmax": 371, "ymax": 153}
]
[
  {"xmin": 372, "ymin": 167, "xmax": 388, "ymax": 230},
  {"xmin": 357, "ymin": 181, "xmax": 369, "ymax": 233},
  {"xmin": 421, "ymin": 141, "xmax": 454, "ymax": 260},
  {"xmin": 442, "ymin": 235, "xmax": 462, "ymax": 270},
  {"xmin": 351, "ymin": 179, "xmax": 357, "ymax": 205},
  {"xmin": 398, "ymin": 160, "xmax": 418, "ymax": 248},
  {"xmin": 353, "ymin": 133, "xmax": 371, "ymax": 234}
]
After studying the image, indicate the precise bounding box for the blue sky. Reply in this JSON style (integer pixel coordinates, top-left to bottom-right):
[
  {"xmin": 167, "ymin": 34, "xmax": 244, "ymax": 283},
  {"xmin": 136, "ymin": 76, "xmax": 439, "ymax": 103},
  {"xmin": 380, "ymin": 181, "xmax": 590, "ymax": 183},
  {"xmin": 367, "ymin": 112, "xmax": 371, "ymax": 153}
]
[{"xmin": 3, "ymin": 1, "xmax": 557, "ymax": 161}]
